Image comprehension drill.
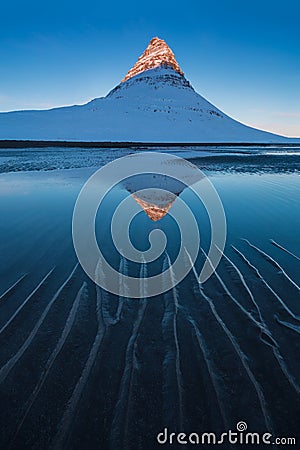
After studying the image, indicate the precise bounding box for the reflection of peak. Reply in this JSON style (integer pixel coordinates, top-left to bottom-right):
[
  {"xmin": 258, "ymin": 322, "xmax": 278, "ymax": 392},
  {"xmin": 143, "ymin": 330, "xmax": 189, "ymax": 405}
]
[
  {"xmin": 124, "ymin": 169, "xmax": 198, "ymax": 221},
  {"xmin": 122, "ymin": 37, "xmax": 184, "ymax": 82},
  {"xmin": 132, "ymin": 193, "xmax": 176, "ymax": 221}
]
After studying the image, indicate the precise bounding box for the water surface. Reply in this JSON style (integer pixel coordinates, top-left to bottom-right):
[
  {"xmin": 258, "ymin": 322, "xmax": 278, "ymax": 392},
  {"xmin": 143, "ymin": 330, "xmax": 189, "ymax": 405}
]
[{"xmin": 0, "ymin": 146, "xmax": 299, "ymax": 449}]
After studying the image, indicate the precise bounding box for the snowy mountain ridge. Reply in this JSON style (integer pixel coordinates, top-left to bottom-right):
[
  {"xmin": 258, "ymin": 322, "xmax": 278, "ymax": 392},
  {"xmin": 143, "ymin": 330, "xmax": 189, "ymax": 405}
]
[{"xmin": 0, "ymin": 37, "xmax": 296, "ymax": 142}]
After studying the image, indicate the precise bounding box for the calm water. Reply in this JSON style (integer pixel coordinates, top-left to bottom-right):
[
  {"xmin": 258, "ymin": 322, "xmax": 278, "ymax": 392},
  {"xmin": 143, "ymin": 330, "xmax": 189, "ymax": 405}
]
[{"xmin": 0, "ymin": 147, "xmax": 299, "ymax": 449}]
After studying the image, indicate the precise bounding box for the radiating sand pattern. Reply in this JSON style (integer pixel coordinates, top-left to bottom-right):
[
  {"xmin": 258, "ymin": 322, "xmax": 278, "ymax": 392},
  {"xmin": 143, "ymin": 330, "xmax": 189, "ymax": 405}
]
[{"xmin": 0, "ymin": 147, "xmax": 300, "ymax": 449}]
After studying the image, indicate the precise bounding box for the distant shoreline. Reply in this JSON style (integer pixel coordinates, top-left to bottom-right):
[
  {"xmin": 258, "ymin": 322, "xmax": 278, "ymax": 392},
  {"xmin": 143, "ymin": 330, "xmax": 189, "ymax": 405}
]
[{"xmin": 0, "ymin": 140, "xmax": 299, "ymax": 149}]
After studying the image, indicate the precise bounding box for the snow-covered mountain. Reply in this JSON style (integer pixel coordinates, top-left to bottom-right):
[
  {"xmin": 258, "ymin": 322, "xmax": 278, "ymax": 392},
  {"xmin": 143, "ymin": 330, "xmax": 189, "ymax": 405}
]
[{"xmin": 0, "ymin": 37, "xmax": 293, "ymax": 142}]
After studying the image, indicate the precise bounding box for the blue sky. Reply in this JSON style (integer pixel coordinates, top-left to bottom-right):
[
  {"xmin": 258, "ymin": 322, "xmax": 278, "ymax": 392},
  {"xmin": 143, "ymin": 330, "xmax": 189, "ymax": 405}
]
[{"xmin": 0, "ymin": 0, "xmax": 299, "ymax": 136}]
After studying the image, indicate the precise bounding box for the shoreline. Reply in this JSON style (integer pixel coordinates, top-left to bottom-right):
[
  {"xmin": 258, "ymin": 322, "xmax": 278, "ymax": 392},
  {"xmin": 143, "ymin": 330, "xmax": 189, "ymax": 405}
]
[{"xmin": 0, "ymin": 140, "xmax": 299, "ymax": 149}]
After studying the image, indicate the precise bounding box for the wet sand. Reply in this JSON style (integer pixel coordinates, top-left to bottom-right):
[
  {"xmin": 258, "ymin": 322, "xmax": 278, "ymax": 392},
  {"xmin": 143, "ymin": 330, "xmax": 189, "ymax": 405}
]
[{"xmin": 0, "ymin": 147, "xmax": 300, "ymax": 449}]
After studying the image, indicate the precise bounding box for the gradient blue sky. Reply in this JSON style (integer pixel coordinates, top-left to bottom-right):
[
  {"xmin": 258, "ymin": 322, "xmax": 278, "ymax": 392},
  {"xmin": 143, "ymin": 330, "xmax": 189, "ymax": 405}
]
[{"xmin": 1, "ymin": 0, "xmax": 299, "ymax": 136}]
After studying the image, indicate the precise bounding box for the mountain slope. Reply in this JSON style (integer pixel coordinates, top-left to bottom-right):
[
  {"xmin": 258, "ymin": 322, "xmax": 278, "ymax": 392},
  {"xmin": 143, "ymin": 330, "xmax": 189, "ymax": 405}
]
[{"xmin": 0, "ymin": 38, "xmax": 291, "ymax": 142}]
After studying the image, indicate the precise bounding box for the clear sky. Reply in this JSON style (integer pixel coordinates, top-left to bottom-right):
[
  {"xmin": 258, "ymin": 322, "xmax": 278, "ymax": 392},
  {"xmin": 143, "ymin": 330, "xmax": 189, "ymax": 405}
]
[{"xmin": 1, "ymin": 0, "xmax": 299, "ymax": 137}]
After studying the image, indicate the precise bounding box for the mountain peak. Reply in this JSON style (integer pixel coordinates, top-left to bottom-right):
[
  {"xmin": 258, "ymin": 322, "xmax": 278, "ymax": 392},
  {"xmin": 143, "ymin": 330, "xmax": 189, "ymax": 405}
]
[{"xmin": 122, "ymin": 37, "xmax": 184, "ymax": 82}]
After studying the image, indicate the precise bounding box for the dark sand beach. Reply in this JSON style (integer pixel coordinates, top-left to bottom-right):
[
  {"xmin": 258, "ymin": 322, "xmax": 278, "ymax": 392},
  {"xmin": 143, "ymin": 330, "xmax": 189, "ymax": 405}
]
[{"xmin": 0, "ymin": 146, "xmax": 300, "ymax": 449}]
